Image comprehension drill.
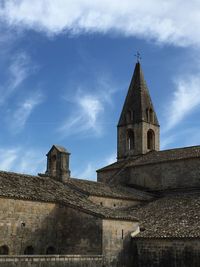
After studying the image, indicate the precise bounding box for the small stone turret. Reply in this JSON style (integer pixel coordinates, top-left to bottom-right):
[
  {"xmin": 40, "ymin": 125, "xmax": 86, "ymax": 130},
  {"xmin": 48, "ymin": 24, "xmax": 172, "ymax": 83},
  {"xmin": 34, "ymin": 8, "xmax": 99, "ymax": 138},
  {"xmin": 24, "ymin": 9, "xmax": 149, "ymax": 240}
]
[{"xmin": 45, "ymin": 145, "xmax": 71, "ymax": 183}]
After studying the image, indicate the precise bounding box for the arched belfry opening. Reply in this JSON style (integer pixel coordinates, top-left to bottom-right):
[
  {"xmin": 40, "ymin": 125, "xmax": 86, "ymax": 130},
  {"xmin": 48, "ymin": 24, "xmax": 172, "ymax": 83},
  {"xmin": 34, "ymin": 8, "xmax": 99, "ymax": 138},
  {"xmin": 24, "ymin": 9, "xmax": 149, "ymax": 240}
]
[
  {"xmin": 127, "ymin": 130, "xmax": 134, "ymax": 150},
  {"xmin": 147, "ymin": 129, "xmax": 155, "ymax": 150}
]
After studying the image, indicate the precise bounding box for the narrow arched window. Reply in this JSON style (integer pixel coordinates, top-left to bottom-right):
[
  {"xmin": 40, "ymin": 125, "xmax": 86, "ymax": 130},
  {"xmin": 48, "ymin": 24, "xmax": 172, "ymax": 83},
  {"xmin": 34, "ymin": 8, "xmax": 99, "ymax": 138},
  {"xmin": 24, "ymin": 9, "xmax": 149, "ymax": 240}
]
[
  {"xmin": 46, "ymin": 246, "xmax": 56, "ymax": 255},
  {"xmin": 149, "ymin": 109, "xmax": 154, "ymax": 123},
  {"xmin": 146, "ymin": 108, "xmax": 149, "ymax": 122},
  {"xmin": 126, "ymin": 110, "xmax": 132, "ymax": 123},
  {"xmin": 24, "ymin": 246, "xmax": 34, "ymax": 255},
  {"xmin": 51, "ymin": 154, "xmax": 57, "ymax": 172},
  {"xmin": 0, "ymin": 245, "xmax": 9, "ymax": 255},
  {"xmin": 147, "ymin": 130, "xmax": 155, "ymax": 150},
  {"xmin": 127, "ymin": 130, "xmax": 134, "ymax": 150}
]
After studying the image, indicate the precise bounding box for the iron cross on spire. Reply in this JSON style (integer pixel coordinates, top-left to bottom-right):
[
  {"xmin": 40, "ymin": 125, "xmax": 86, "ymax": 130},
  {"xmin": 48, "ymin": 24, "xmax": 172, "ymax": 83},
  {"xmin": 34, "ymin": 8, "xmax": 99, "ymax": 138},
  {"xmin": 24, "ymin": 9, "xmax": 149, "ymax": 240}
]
[{"xmin": 135, "ymin": 51, "xmax": 142, "ymax": 63}]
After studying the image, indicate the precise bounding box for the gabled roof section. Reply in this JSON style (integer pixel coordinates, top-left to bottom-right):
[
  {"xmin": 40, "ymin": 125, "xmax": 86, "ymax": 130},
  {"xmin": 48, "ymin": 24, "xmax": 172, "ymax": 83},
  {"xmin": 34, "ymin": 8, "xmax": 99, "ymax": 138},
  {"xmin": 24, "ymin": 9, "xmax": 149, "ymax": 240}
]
[
  {"xmin": 67, "ymin": 177, "xmax": 154, "ymax": 201},
  {"xmin": 118, "ymin": 62, "xmax": 159, "ymax": 126},
  {"xmin": 127, "ymin": 145, "xmax": 200, "ymax": 167},
  {"xmin": 47, "ymin": 145, "xmax": 70, "ymax": 155},
  {"xmin": 98, "ymin": 145, "xmax": 200, "ymax": 172},
  {"xmin": 130, "ymin": 192, "xmax": 200, "ymax": 238},
  {"xmin": 0, "ymin": 170, "xmax": 137, "ymax": 221}
]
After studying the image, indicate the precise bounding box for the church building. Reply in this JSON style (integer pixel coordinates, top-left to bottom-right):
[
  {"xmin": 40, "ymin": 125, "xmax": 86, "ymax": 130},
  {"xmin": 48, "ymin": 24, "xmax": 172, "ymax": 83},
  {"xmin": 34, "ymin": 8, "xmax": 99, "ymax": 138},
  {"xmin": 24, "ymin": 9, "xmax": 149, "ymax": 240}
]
[{"xmin": 0, "ymin": 60, "xmax": 200, "ymax": 267}]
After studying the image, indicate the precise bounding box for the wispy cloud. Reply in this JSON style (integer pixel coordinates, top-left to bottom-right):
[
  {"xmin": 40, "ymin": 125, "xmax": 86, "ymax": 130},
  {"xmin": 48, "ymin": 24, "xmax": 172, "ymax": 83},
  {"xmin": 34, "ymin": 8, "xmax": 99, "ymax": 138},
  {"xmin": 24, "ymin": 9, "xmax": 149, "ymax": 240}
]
[
  {"xmin": 164, "ymin": 75, "xmax": 200, "ymax": 132},
  {"xmin": 105, "ymin": 152, "xmax": 116, "ymax": 165},
  {"xmin": 1, "ymin": 1, "xmax": 200, "ymax": 47},
  {"xmin": 7, "ymin": 92, "xmax": 44, "ymax": 133},
  {"xmin": 59, "ymin": 76, "xmax": 117, "ymax": 137},
  {"xmin": 72, "ymin": 163, "xmax": 95, "ymax": 181},
  {"xmin": 60, "ymin": 94, "xmax": 104, "ymax": 137},
  {"xmin": 0, "ymin": 147, "xmax": 45, "ymax": 174},
  {"xmin": 0, "ymin": 52, "xmax": 34, "ymax": 104},
  {"xmin": 8, "ymin": 52, "xmax": 30, "ymax": 89},
  {"xmin": 72, "ymin": 152, "xmax": 116, "ymax": 181}
]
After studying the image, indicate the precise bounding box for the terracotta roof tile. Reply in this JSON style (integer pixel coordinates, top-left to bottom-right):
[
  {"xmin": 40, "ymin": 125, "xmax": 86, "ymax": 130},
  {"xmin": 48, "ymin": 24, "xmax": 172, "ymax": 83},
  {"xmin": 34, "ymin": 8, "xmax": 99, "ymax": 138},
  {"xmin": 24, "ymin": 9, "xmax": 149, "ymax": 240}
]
[
  {"xmin": 67, "ymin": 178, "xmax": 154, "ymax": 201},
  {"xmin": 98, "ymin": 145, "xmax": 200, "ymax": 172},
  {"xmin": 0, "ymin": 170, "xmax": 137, "ymax": 221},
  {"xmin": 129, "ymin": 192, "xmax": 200, "ymax": 238}
]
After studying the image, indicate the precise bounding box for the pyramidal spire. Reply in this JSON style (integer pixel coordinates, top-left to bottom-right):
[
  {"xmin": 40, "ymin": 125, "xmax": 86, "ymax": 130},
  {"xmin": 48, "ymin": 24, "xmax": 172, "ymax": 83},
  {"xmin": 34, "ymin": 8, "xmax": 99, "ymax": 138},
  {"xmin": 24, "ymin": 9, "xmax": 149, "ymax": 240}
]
[
  {"xmin": 118, "ymin": 62, "xmax": 159, "ymax": 126},
  {"xmin": 117, "ymin": 61, "xmax": 160, "ymax": 159}
]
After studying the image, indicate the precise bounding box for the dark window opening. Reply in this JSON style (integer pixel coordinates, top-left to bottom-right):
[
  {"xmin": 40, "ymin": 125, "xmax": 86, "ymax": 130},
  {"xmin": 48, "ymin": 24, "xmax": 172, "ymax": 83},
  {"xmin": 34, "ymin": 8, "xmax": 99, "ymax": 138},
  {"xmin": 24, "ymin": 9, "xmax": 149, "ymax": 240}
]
[
  {"xmin": 100, "ymin": 202, "xmax": 103, "ymax": 206},
  {"xmin": 24, "ymin": 246, "xmax": 34, "ymax": 255},
  {"xmin": 122, "ymin": 229, "xmax": 124, "ymax": 239},
  {"xmin": 46, "ymin": 246, "xmax": 56, "ymax": 255},
  {"xmin": 149, "ymin": 109, "xmax": 154, "ymax": 123},
  {"xmin": 146, "ymin": 108, "xmax": 149, "ymax": 121},
  {"xmin": 147, "ymin": 129, "xmax": 155, "ymax": 150},
  {"xmin": 0, "ymin": 245, "xmax": 9, "ymax": 255},
  {"xmin": 127, "ymin": 130, "xmax": 134, "ymax": 150},
  {"xmin": 113, "ymin": 204, "xmax": 116, "ymax": 207},
  {"xmin": 51, "ymin": 154, "xmax": 57, "ymax": 174},
  {"xmin": 126, "ymin": 110, "xmax": 132, "ymax": 123}
]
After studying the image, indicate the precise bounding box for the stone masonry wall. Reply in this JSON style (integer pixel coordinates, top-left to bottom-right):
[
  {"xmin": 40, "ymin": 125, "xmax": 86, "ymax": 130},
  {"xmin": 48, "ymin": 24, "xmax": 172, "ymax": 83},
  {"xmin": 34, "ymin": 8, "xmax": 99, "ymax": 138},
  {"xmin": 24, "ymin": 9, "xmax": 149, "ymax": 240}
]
[
  {"xmin": 97, "ymin": 167, "xmax": 129, "ymax": 185},
  {"xmin": 103, "ymin": 219, "xmax": 138, "ymax": 267},
  {"xmin": 128, "ymin": 157, "xmax": 200, "ymax": 190},
  {"xmin": 98, "ymin": 157, "xmax": 200, "ymax": 190},
  {"xmin": 132, "ymin": 238, "xmax": 200, "ymax": 267},
  {"xmin": 89, "ymin": 196, "xmax": 140, "ymax": 209},
  {"xmin": 0, "ymin": 255, "xmax": 103, "ymax": 267},
  {"xmin": 0, "ymin": 197, "xmax": 102, "ymax": 255}
]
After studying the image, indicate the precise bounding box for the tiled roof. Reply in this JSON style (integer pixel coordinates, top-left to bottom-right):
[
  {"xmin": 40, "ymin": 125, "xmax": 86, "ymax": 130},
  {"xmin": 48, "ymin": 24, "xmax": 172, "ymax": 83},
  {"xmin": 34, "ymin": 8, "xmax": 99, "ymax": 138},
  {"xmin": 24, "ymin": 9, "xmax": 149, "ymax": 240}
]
[
  {"xmin": 67, "ymin": 178, "xmax": 154, "ymax": 201},
  {"xmin": 47, "ymin": 145, "xmax": 70, "ymax": 154},
  {"xmin": 98, "ymin": 145, "xmax": 200, "ymax": 172},
  {"xmin": 130, "ymin": 192, "xmax": 200, "ymax": 238},
  {"xmin": 0, "ymin": 170, "xmax": 137, "ymax": 221},
  {"xmin": 97, "ymin": 159, "xmax": 126, "ymax": 172},
  {"xmin": 128, "ymin": 145, "xmax": 200, "ymax": 167}
]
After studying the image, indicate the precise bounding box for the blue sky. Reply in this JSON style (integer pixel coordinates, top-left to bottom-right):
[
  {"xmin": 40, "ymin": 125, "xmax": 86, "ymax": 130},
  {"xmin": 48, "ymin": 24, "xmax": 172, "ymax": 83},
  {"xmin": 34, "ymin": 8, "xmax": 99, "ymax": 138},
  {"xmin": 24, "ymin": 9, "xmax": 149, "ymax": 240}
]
[{"xmin": 0, "ymin": 0, "xmax": 200, "ymax": 180}]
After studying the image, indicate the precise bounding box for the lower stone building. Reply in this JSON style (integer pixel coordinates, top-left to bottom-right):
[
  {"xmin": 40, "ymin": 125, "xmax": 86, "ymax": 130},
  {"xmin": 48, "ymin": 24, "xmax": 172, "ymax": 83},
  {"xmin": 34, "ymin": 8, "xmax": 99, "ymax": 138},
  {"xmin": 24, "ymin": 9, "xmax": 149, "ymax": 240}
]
[
  {"xmin": 0, "ymin": 168, "xmax": 143, "ymax": 266},
  {"xmin": 131, "ymin": 193, "xmax": 200, "ymax": 267}
]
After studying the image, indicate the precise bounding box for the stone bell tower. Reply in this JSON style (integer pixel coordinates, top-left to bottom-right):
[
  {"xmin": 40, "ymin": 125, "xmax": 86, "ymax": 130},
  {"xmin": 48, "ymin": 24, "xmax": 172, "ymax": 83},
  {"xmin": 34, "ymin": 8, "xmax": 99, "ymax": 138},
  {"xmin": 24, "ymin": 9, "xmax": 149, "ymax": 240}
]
[
  {"xmin": 117, "ymin": 61, "xmax": 160, "ymax": 160},
  {"xmin": 45, "ymin": 145, "xmax": 71, "ymax": 183}
]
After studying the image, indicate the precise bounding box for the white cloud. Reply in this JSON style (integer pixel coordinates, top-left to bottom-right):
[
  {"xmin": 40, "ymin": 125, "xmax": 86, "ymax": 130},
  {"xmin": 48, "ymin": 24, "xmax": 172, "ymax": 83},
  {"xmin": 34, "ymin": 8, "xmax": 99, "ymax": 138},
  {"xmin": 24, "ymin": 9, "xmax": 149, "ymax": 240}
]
[
  {"xmin": 1, "ymin": 1, "xmax": 200, "ymax": 47},
  {"xmin": 164, "ymin": 75, "xmax": 200, "ymax": 132},
  {"xmin": 0, "ymin": 148, "xmax": 18, "ymax": 170},
  {"xmin": 72, "ymin": 163, "xmax": 95, "ymax": 181},
  {"xmin": 0, "ymin": 147, "xmax": 45, "ymax": 174},
  {"xmin": 7, "ymin": 92, "xmax": 43, "ymax": 133},
  {"xmin": 60, "ymin": 94, "xmax": 104, "ymax": 137},
  {"xmin": 8, "ymin": 52, "xmax": 30, "ymax": 89},
  {"xmin": 0, "ymin": 52, "xmax": 33, "ymax": 104},
  {"xmin": 72, "ymin": 152, "xmax": 117, "ymax": 181},
  {"xmin": 105, "ymin": 152, "xmax": 116, "ymax": 165},
  {"xmin": 59, "ymin": 76, "xmax": 117, "ymax": 137}
]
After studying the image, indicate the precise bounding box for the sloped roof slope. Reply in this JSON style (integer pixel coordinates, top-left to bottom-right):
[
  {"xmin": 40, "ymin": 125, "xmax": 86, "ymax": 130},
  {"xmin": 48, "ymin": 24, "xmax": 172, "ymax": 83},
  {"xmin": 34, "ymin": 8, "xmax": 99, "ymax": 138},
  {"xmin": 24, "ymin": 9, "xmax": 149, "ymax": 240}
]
[
  {"xmin": 130, "ymin": 192, "xmax": 200, "ymax": 238},
  {"xmin": 0, "ymin": 170, "xmax": 137, "ymax": 221},
  {"xmin": 98, "ymin": 145, "xmax": 200, "ymax": 172},
  {"xmin": 67, "ymin": 178, "xmax": 154, "ymax": 201}
]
